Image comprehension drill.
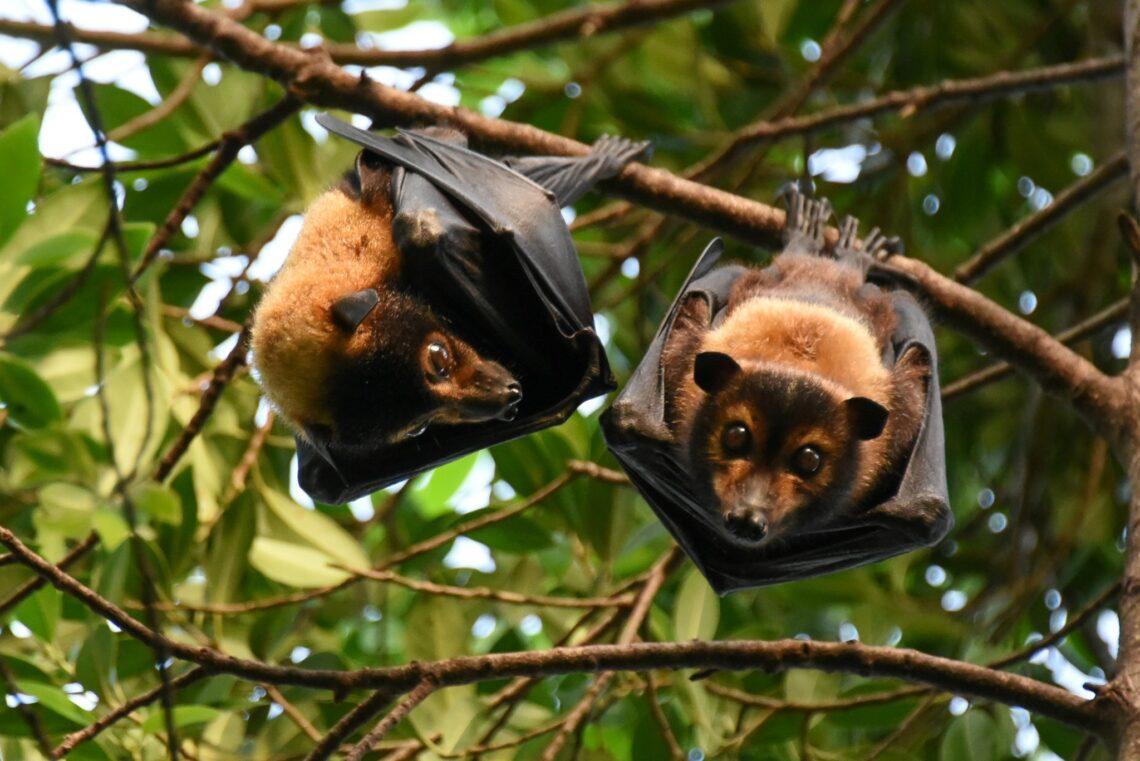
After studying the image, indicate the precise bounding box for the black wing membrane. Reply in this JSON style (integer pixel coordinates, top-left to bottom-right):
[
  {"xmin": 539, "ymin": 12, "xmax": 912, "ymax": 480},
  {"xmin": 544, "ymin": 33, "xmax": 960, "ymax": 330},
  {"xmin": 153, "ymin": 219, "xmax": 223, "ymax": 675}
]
[
  {"xmin": 298, "ymin": 115, "xmax": 639, "ymax": 503},
  {"xmin": 600, "ymin": 238, "xmax": 953, "ymax": 595}
]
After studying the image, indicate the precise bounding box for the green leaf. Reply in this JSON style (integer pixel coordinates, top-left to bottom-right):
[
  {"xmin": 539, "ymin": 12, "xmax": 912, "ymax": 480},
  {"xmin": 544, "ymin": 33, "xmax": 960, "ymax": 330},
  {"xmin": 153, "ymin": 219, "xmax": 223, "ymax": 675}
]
[
  {"xmin": 92, "ymin": 508, "xmax": 132, "ymax": 551},
  {"xmin": 410, "ymin": 452, "xmax": 481, "ymax": 519},
  {"xmin": 468, "ymin": 514, "xmax": 554, "ymax": 553},
  {"xmin": 941, "ymin": 710, "xmax": 997, "ymax": 761},
  {"xmin": 260, "ymin": 488, "xmax": 369, "ymax": 569},
  {"xmin": 206, "ymin": 492, "xmax": 256, "ymax": 603},
  {"xmin": 18, "ymin": 681, "xmax": 91, "ymax": 726},
  {"xmin": 674, "ymin": 568, "xmax": 719, "ymax": 641},
  {"xmin": 130, "ymin": 482, "xmax": 183, "ymax": 524},
  {"xmin": 14, "ymin": 230, "xmax": 98, "ymax": 267},
  {"xmin": 141, "ymin": 705, "xmax": 221, "ymax": 732},
  {"xmin": 0, "ymin": 114, "xmax": 40, "ymax": 249},
  {"xmin": 248, "ymin": 537, "xmax": 352, "ymax": 588},
  {"xmin": 13, "ymin": 585, "xmax": 61, "ymax": 642},
  {"xmin": 0, "ymin": 352, "xmax": 63, "ymax": 429},
  {"xmin": 35, "ymin": 483, "xmax": 99, "ymax": 539}
]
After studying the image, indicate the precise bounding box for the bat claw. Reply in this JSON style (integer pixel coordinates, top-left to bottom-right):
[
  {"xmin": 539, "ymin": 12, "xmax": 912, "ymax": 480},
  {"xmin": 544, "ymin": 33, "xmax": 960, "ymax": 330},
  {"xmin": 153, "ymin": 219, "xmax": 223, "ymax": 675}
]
[
  {"xmin": 587, "ymin": 134, "xmax": 653, "ymax": 175},
  {"xmin": 780, "ymin": 179, "xmax": 830, "ymax": 253}
]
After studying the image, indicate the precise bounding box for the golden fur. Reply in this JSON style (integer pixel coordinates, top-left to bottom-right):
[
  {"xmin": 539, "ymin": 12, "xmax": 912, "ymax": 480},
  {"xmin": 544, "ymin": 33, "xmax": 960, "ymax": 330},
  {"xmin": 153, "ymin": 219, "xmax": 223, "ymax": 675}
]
[
  {"xmin": 251, "ymin": 189, "xmax": 397, "ymax": 430},
  {"xmin": 703, "ymin": 298, "xmax": 890, "ymax": 401}
]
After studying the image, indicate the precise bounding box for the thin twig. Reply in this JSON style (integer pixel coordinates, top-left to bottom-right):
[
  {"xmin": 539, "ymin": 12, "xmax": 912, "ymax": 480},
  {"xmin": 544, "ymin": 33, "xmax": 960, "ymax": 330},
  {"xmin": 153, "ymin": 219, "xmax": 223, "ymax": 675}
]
[
  {"xmin": 162, "ymin": 304, "xmax": 244, "ymax": 334},
  {"xmin": 0, "ymin": 532, "xmax": 98, "ymax": 616},
  {"xmin": 303, "ymin": 689, "xmax": 397, "ymax": 761},
  {"xmin": 954, "ymin": 153, "xmax": 1129, "ymax": 283},
  {"xmin": 153, "ymin": 324, "xmax": 251, "ymax": 483},
  {"xmin": 541, "ymin": 549, "xmax": 680, "ymax": 760},
  {"xmin": 646, "ymin": 672, "xmax": 685, "ymax": 761},
  {"xmin": 46, "ymin": 141, "xmax": 219, "ymax": 172},
  {"xmin": 0, "ymin": 661, "xmax": 53, "ymax": 757},
  {"xmin": 52, "ymin": 668, "xmax": 210, "ymax": 758},
  {"xmin": 108, "ymin": 55, "xmax": 210, "ymax": 144},
  {"xmin": 345, "ymin": 680, "xmax": 436, "ymax": 761},
  {"xmin": 263, "ymin": 684, "xmax": 323, "ymax": 743},
  {"xmin": 130, "ymin": 96, "xmax": 301, "ymax": 283},
  {"xmin": 228, "ymin": 410, "xmax": 275, "ymax": 497},
  {"xmin": 333, "ymin": 566, "xmax": 636, "ymax": 609}
]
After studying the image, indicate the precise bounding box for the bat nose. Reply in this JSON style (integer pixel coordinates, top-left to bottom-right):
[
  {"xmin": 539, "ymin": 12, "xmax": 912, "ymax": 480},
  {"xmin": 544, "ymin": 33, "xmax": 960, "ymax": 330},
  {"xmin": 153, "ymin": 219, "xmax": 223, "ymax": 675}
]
[
  {"xmin": 498, "ymin": 383, "xmax": 522, "ymax": 420},
  {"xmin": 724, "ymin": 507, "xmax": 768, "ymax": 542}
]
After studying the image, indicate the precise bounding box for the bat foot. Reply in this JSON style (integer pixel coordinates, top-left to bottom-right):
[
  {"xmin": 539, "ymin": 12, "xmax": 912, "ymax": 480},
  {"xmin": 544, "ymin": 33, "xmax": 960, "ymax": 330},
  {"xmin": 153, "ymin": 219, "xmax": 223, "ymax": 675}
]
[
  {"xmin": 587, "ymin": 134, "xmax": 653, "ymax": 177},
  {"xmin": 780, "ymin": 179, "xmax": 831, "ymax": 253},
  {"xmin": 833, "ymin": 217, "xmax": 905, "ymax": 273}
]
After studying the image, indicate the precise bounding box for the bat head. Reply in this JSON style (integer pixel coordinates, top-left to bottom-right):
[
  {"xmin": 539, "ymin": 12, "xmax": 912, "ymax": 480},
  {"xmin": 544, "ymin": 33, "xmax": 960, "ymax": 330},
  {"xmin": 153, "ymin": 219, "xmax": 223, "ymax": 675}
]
[
  {"xmin": 687, "ymin": 351, "xmax": 888, "ymax": 546},
  {"xmin": 321, "ymin": 288, "xmax": 522, "ymax": 449}
]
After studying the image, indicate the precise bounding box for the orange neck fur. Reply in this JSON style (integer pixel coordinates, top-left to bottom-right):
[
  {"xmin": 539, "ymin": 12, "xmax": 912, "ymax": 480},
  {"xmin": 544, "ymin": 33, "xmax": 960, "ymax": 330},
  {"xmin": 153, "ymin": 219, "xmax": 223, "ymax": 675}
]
[{"xmin": 251, "ymin": 189, "xmax": 397, "ymax": 430}]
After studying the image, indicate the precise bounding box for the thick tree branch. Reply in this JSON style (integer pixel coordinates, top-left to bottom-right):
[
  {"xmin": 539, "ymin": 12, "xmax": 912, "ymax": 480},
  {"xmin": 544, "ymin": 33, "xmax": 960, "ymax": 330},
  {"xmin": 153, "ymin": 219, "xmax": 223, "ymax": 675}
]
[
  {"xmin": 1111, "ymin": 3, "xmax": 1140, "ymax": 757},
  {"xmin": 0, "ymin": 526, "xmax": 1108, "ymax": 735},
  {"xmin": 1, "ymin": 0, "xmax": 730, "ymax": 68},
  {"xmin": 942, "ymin": 298, "xmax": 1129, "ymax": 401},
  {"xmin": 118, "ymin": 0, "xmax": 1132, "ymax": 447},
  {"xmin": 115, "ymin": 0, "xmax": 790, "ymax": 249},
  {"xmin": 875, "ymin": 255, "xmax": 1128, "ymax": 446}
]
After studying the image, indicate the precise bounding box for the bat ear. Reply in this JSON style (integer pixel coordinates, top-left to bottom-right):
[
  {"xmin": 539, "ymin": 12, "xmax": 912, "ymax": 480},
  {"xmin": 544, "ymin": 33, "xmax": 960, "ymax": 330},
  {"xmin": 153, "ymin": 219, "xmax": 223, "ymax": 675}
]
[
  {"xmin": 694, "ymin": 352, "xmax": 741, "ymax": 395},
  {"xmin": 844, "ymin": 397, "xmax": 889, "ymax": 440},
  {"xmin": 354, "ymin": 150, "xmax": 390, "ymax": 204},
  {"xmin": 332, "ymin": 288, "xmax": 380, "ymax": 334}
]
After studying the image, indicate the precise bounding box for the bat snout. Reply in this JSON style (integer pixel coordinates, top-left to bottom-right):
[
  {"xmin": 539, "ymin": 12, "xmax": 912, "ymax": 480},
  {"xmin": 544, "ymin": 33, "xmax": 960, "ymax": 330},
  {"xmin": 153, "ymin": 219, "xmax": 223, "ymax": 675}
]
[
  {"xmin": 498, "ymin": 383, "xmax": 523, "ymax": 420},
  {"xmin": 723, "ymin": 506, "xmax": 768, "ymax": 543}
]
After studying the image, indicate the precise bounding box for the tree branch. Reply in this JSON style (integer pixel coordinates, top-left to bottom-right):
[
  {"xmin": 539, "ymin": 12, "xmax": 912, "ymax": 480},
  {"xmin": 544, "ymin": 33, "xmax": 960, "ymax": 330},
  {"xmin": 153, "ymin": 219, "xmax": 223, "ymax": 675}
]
[
  {"xmin": 955, "ymin": 152, "xmax": 1129, "ymax": 283},
  {"xmin": 51, "ymin": 668, "xmax": 210, "ymax": 759},
  {"xmin": 0, "ymin": 526, "xmax": 1106, "ymax": 736},
  {"xmin": 1, "ymin": 0, "xmax": 732, "ymax": 68},
  {"xmin": 942, "ymin": 298, "xmax": 1130, "ymax": 401},
  {"xmin": 875, "ymin": 255, "xmax": 1128, "ymax": 446},
  {"xmin": 115, "ymin": 0, "xmax": 790, "ymax": 248},
  {"xmin": 703, "ymin": 56, "xmax": 1123, "ymax": 156},
  {"xmin": 344, "ymin": 679, "xmax": 436, "ymax": 761}
]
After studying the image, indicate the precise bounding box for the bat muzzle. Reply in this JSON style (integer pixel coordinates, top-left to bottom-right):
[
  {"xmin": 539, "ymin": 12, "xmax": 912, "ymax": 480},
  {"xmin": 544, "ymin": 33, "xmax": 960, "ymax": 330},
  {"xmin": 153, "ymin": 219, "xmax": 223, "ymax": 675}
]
[{"xmin": 723, "ymin": 505, "xmax": 769, "ymax": 543}]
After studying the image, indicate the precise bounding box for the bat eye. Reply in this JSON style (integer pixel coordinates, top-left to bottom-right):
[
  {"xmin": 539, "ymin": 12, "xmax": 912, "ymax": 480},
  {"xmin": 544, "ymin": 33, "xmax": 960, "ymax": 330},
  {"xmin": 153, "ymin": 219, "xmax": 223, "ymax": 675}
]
[
  {"xmin": 791, "ymin": 445, "xmax": 822, "ymax": 477},
  {"xmin": 720, "ymin": 422, "xmax": 751, "ymax": 456},
  {"xmin": 426, "ymin": 341, "xmax": 451, "ymax": 380}
]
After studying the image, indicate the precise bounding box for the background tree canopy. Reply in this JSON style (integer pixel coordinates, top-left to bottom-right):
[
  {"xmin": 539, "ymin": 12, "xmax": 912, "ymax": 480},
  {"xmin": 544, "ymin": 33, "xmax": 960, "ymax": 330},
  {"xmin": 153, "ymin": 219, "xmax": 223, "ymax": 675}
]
[{"xmin": 0, "ymin": 0, "xmax": 1135, "ymax": 759}]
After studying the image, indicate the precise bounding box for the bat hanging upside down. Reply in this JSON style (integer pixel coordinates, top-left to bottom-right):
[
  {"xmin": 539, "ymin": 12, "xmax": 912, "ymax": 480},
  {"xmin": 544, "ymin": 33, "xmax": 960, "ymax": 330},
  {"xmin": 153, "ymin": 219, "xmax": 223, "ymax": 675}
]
[
  {"xmin": 250, "ymin": 116, "xmax": 649, "ymax": 469},
  {"xmin": 661, "ymin": 185, "xmax": 932, "ymax": 547}
]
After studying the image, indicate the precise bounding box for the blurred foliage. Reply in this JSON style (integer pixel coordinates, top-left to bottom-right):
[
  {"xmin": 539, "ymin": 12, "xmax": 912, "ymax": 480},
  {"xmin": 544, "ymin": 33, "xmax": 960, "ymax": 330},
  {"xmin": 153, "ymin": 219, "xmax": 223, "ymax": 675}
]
[{"xmin": 0, "ymin": 0, "xmax": 1132, "ymax": 759}]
